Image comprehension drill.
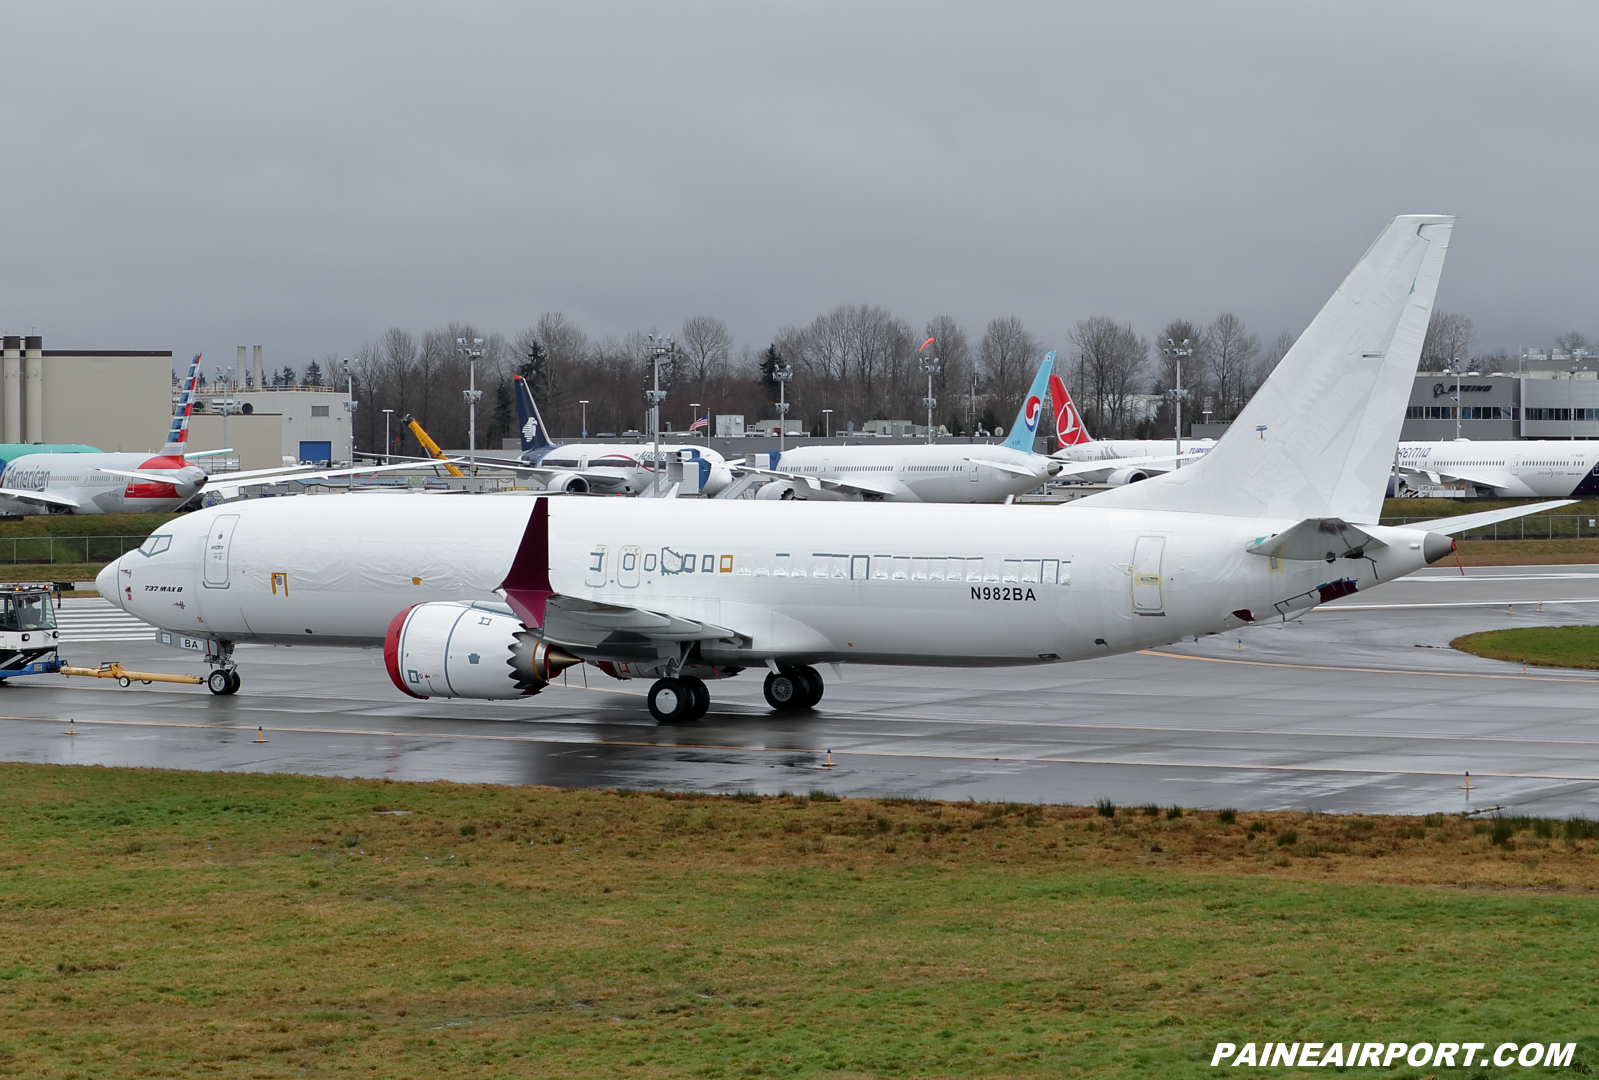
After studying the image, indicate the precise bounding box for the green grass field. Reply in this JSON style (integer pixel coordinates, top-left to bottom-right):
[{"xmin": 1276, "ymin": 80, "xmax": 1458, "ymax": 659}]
[
  {"xmin": 1, "ymin": 764, "xmax": 1596, "ymax": 1078},
  {"xmin": 1453, "ymin": 625, "xmax": 1599, "ymax": 670}
]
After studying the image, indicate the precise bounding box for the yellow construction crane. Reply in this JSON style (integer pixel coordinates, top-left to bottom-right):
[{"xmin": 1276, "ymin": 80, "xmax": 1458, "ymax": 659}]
[{"xmin": 400, "ymin": 414, "xmax": 465, "ymax": 478}]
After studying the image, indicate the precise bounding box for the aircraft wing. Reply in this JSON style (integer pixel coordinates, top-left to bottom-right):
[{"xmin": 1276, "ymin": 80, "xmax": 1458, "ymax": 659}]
[
  {"xmin": 1244, "ymin": 518, "xmax": 1388, "ymax": 561},
  {"xmin": 204, "ymin": 460, "xmax": 462, "ymax": 499},
  {"xmin": 0, "ymin": 486, "xmax": 80, "ymax": 509},
  {"xmin": 965, "ymin": 457, "xmax": 1039, "ymax": 479},
  {"xmin": 1394, "ymin": 464, "xmax": 1509, "ymax": 490},
  {"xmin": 1047, "ymin": 453, "xmax": 1190, "ymax": 480},
  {"xmin": 732, "ymin": 464, "xmax": 900, "ymax": 498}
]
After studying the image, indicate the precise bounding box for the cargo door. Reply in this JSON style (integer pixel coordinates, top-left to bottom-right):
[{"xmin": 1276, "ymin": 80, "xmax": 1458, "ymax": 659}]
[
  {"xmin": 1130, "ymin": 535, "xmax": 1165, "ymax": 615},
  {"xmin": 203, "ymin": 514, "xmax": 239, "ymax": 589}
]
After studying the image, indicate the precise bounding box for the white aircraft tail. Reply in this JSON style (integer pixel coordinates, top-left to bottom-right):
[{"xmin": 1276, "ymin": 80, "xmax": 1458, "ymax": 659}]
[{"xmin": 1084, "ymin": 215, "xmax": 1452, "ymax": 525}]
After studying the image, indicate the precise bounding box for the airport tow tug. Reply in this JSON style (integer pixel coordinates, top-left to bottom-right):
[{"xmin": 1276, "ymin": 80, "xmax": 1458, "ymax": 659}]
[{"xmin": 0, "ymin": 583, "xmax": 65, "ymax": 682}]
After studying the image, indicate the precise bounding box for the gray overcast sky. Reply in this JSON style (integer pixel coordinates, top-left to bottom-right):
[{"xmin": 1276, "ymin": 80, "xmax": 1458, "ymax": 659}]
[{"xmin": 3, "ymin": 2, "xmax": 1595, "ymax": 373}]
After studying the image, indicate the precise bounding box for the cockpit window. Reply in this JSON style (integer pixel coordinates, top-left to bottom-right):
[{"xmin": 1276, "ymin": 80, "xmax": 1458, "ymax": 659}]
[
  {"xmin": 138, "ymin": 535, "xmax": 172, "ymax": 557},
  {"xmin": 0, "ymin": 593, "xmax": 56, "ymax": 632}
]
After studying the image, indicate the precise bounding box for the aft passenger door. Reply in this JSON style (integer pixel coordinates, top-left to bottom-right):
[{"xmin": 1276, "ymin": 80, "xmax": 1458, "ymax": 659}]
[
  {"xmin": 1129, "ymin": 535, "xmax": 1165, "ymax": 615},
  {"xmin": 203, "ymin": 515, "xmax": 239, "ymax": 589}
]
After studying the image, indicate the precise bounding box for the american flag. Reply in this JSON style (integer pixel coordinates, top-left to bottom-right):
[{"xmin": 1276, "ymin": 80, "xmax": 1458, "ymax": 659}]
[{"xmin": 688, "ymin": 415, "xmax": 709, "ymax": 432}]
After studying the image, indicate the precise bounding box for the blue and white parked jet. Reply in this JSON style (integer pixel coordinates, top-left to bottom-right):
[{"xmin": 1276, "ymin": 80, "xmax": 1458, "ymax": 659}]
[
  {"xmin": 480, "ymin": 377, "xmax": 734, "ymax": 496},
  {"xmin": 99, "ymin": 215, "xmax": 1568, "ymax": 717},
  {"xmin": 737, "ymin": 353, "xmax": 1065, "ymax": 502}
]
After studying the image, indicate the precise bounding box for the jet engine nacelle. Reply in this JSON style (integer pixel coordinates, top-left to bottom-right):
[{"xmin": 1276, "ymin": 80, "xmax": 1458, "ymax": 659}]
[
  {"xmin": 1103, "ymin": 466, "xmax": 1151, "ymax": 485},
  {"xmin": 543, "ymin": 472, "xmax": 590, "ymax": 494},
  {"xmin": 384, "ymin": 601, "xmax": 580, "ymax": 699},
  {"xmin": 755, "ymin": 481, "xmax": 806, "ymax": 500}
]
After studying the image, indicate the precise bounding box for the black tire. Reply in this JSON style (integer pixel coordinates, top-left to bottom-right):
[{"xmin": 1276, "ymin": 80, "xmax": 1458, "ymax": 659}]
[
  {"xmin": 763, "ymin": 669, "xmax": 805, "ymax": 711},
  {"xmin": 681, "ymin": 676, "xmax": 710, "ymax": 720},
  {"xmin": 648, "ymin": 678, "xmax": 693, "ymax": 723},
  {"xmin": 225, "ymin": 670, "xmax": 242, "ymax": 695},
  {"xmin": 207, "ymin": 670, "xmax": 232, "ymax": 695},
  {"xmin": 796, "ymin": 665, "xmax": 824, "ymax": 709},
  {"xmin": 117, "ymin": 676, "xmax": 131, "ymax": 688}
]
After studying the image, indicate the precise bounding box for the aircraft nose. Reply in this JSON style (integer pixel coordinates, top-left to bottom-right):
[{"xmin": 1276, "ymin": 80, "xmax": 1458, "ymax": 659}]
[{"xmin": 96, "ymin": 559, "xmax": 123, "ymax": 608}]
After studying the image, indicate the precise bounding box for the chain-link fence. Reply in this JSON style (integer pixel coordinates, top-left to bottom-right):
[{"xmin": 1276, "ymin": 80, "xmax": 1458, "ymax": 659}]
[
  {"xmin": 1379, "ymin": 514, "xmax": 1599, "ymax": 541},
  {"xmin": 0, "ymin": 536, "xmax": 151, "ymax": 564}
]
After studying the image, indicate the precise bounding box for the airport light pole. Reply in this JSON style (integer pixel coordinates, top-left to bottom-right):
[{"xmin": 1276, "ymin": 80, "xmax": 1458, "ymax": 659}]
[
  {"xmin": 382, "ymin": 409, "xmax": 394, "ymax": 464},
  {"xmin": 773, "ymin": 362, "xmax": 793, "ymax": 453},
  {"xmin": 1162, "ymin": 337, "xmax": 1192, "ymax": 468},
  {"xmin": 1451, "ymin": 357, "xmax": 1463, "ymax": 441},
  {"xmin": 822, "ymin": 409, "xmax": 832, "ymax": 439},
  {"xmin": 918, "ymin": 339, "xmax": 941, "ymax": 445},
  {"xmin": 578, "ymin": 400, "xmax": 589, "ymax": 439},
  {"xmin": 645, "ymin": 336, "xmax": 673, "ymax": 494},
  {"xmin": 457, "ymin": 338, "xmax": 484, "ymax": 474},
  {"xmin": 341, "ymin": 359, "xmax": 357, "ymax": 466}
]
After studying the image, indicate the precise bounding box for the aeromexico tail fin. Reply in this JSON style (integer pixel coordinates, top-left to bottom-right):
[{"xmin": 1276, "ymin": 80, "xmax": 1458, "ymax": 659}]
[
  {"xmin": 513, "ymin": 376, "xmax": 556, "ymax": 455},
  {"xmin": 1049, "ymin": 373, "xmax": 1092, "ymax": 448},
  {"xmin": 1002, "ymin": 352, "xmax": 1054, "ymax": 452},
  {"xmin": 1081, "ymin": 215, "xmax": 1454, "ymax": 524},
  {"xmin": 160, "ymin": 354, "xmax": 202, "ymax": 457}
]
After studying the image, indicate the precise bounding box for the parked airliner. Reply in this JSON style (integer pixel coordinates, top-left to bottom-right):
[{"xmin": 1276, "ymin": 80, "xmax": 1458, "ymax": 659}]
[
  {"xmin": 99, "ymin": 215, "xmax": 1564, "ymax": 716},
  {"xmin": 1048, "ymin": 379, "xmax": 1215, "ymax": 483},
  {"xmin": 474, "ymin": 377, "xmax": 735, "ymax": 496},
  {"xmin": 1394, "ymin": 441, "xmax": 1599, "ymax": 498},
  {"xmin": 737, "ymin": 354, "xmax": 1064, "ymax": 502}
]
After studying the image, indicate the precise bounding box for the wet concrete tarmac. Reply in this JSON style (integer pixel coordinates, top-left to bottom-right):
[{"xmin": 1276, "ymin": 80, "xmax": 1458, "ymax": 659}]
[{"xmin": 3, "ymin": 564, "xmax": 1597, "ymax": 816}]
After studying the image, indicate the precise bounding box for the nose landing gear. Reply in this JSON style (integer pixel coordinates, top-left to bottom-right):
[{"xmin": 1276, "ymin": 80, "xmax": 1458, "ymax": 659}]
[{"xmin": 206, "ymin": 640, "xmax": 240, "ymax": 696}]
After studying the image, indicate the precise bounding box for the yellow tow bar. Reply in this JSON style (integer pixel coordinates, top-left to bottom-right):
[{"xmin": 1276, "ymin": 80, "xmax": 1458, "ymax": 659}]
[{"xmin": 61, "ymin": 663, "xmax": 205, "ymax": 688}]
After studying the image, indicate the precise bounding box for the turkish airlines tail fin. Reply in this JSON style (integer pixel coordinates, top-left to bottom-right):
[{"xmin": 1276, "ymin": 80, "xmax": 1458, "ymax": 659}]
[
  {"xmin": 1083, "ymin": 214, "xmax": 1453, "ymax": 524},
  {"xmin": 1049, "ymin": 373, "xmax": 1092, "ymax": 448},
  {"xmin": 1001, "ymin": 352, "xmax": 1054, "ymax": 452},
  {"xmin": 513, "ymin": 376, "xmax": 556, "ymax": 455},
  {"xmin": 160, "ymin": 354, "xmax": 202, "ymax": 457}
]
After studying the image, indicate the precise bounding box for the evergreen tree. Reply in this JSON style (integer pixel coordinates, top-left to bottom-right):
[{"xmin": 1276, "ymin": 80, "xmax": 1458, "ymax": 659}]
[{"xmin": 304, "ymin": 360, "xmax": 323, "ymax": 386}]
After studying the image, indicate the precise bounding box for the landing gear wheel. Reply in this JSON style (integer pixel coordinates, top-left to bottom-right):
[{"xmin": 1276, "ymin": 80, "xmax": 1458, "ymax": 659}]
[
  {"xmin": 207, "ymin": 670, "xmax": 233, "ymax": 696},
  {"xmin": 763, "ymin": 669, "xmax": 807, "ymax": 711},
  {"xmin": 225, "ymin": 670, "xmax": 241, "ymax": 695},
  {"xmin": 795, "ymin": 665, "xmax": 824, "ymax": 709},
  {"xmin": 681, "ymin": 676, "xmax": 710, "ymax": 720},
  {"xmin": 648, "ymin": 677, "xmax": 693, "ymax": 723}
]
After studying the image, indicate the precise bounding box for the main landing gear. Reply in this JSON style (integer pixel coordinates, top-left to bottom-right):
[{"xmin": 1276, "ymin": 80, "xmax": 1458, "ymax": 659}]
[
  {"xmin": 763, "ymin": 666, "xmax": 823, "ymax": 712},
  {"xmin": 206, "ymin": 641, "xmax": 241, "ymax": 696},
  {"xmin": 647, "ymin": 675, "xmax": 710, "ymax": 723}
]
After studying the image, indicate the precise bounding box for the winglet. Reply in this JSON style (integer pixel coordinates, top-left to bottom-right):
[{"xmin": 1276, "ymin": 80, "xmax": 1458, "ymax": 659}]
[
  {"xmin": 499, "ymin": 497, "xmax": 553, "ymax": 628},
  {"xmin": 513, "ymin": 376, "xmax": 557, "ymax": 455},
  {"xmin": 1002, "ymin": 351, "xmax": 1054, "ymax": 452},
  {"xmin": 160, "ymin": 354, "xmax": 202, "ymax": 457}
]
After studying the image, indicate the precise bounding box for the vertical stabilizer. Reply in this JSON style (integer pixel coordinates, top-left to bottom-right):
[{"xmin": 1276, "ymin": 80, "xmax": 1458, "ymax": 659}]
[
  {"xmin": 1002, "ymin": 352, "xmax": 1054, "ymax": 452},
  {"xmin": 1082, "ymin": 215, "xmax": 1452, "ymax": 523},
  {"xmin": 513, "ymin": 376, "xmax": 557, "ymax": 456},
  {"xmin": 160, "ymin": 354, "xmax": 202, "ymax": 457},
  {"xmin": 1049, "ymin": 373, "xmax": 1093, "ymax": 447}
]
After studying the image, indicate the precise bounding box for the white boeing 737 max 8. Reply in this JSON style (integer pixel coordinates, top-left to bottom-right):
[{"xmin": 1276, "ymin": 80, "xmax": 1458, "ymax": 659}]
[{"xmin": 99, "ymin": 215, "xmax": 1567, "ymax": 715}]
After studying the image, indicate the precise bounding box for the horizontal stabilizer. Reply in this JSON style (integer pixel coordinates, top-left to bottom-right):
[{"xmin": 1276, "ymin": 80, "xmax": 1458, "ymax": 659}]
[
  {"xmin": 1245, "ymin": 518, "xmax": 1387, "ymax": 562},
  {"xmin": 1411, "ymin": 499, "xmax": 1576, "ymax": 535}
]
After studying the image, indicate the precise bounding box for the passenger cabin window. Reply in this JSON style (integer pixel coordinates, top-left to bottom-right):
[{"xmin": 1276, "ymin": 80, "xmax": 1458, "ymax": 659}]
[
  {"xmin": 139, "ymin": 535, "xmax": 172, "ymax": 557},
  {"xmin": 0, "ymin": 594, "xmax": 55, "ymax": 631}
]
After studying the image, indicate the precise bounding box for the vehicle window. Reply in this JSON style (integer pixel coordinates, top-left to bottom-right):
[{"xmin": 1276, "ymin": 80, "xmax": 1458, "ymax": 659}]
[
  {"xmin": 0, "ymin": 594, "xmax": 55, "ymax": 631},
  {"xmin": 139, "ymin": 535, "xmax": 172, "ymax": 557}
]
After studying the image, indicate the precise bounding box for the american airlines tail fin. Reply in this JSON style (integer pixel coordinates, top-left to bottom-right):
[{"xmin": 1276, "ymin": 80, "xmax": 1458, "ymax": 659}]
[
  {"xmin": 513, "ymin": 376, "xmax": 556, "ymax": 455},
  {"xmin": 1001, "ymin": 352, "xmax": 1054, "ymax": 452},
  {"xmin": 160, "ymin": 354, "xmax": 202, "ymax": 457},
  {"xmin": 1083, "ymin": 215, "xmax": 1453, "ymax": 524},
  {"xmin": 1048, "ymin": 373, "xmax": 1092, "ymax": 448}
]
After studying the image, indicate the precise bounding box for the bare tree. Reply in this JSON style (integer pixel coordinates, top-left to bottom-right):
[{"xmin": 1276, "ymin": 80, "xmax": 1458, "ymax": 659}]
[
  {"xmin": 977, "ymin": 316, "xmax": 1041, "ymax": 422},
  {"xmin": 1555, "ymin": 330, "xmax": 1592, "ymax": 357},
  {"xmin": 924, "ymin": 315, "xmax": 971, "ymax": 434},
  {"xmin": 1202, "ymin": 313, "xmax": 1260, "ymax": 421},
  {"xmin": 1421, "ymin": 311, "xmax": 1475, "ymax": 370},
  {"xmin": 1067, "ymin": 318, "xmax": 1148, "ymax": 439},
  {"xmin": 679, "ymin": 315, "xmax": 733, "ymax": 405},
  {"xmin": 1146, "ymin": 319, "xmax": 1204, "ymax": 439}
]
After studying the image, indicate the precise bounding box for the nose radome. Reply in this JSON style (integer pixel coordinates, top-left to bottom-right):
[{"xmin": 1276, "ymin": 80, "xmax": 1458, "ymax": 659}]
[{"xmin": 96, "ymin": 560, "xmax": 122, "ymax": 608}]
